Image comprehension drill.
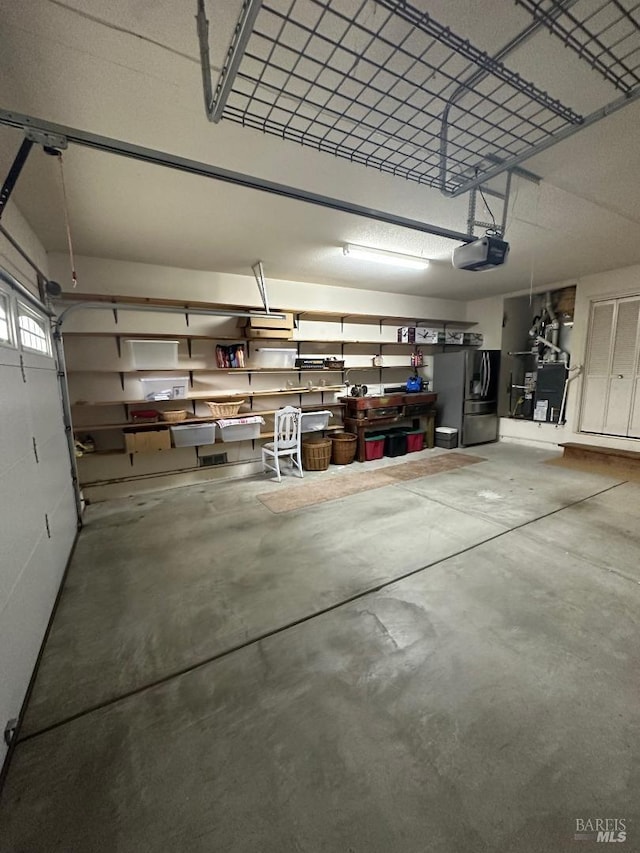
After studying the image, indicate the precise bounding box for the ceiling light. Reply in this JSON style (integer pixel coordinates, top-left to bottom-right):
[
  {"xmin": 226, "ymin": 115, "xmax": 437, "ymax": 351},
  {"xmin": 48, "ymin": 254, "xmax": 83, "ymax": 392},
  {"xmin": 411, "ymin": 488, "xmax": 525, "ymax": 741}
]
[{"xmin": 343, "ymin": 243, "xmax": 429, "ymax": 270}]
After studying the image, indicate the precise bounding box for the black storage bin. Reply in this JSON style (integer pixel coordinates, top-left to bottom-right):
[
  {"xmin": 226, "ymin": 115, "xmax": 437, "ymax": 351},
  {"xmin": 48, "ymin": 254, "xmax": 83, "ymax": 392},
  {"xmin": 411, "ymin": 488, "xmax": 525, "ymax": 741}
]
[{"xmin": 384, "ymin": 431, "xmax": 407, "ymax": 457}]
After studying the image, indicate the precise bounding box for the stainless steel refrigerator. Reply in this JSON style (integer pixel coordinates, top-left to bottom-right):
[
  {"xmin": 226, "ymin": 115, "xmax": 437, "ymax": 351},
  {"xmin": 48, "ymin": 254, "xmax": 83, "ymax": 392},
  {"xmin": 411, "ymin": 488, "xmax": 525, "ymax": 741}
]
[{"xmin": 433, "ymin": 350, "xmax": 500, "ymax": 446}]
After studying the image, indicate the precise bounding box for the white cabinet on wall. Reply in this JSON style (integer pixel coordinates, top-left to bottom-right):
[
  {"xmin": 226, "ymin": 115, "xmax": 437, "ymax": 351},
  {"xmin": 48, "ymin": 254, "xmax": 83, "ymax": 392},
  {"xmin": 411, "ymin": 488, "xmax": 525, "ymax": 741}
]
[{"xmin": 581, "ymin": 296, "xmax": 640, "ymax": 437}]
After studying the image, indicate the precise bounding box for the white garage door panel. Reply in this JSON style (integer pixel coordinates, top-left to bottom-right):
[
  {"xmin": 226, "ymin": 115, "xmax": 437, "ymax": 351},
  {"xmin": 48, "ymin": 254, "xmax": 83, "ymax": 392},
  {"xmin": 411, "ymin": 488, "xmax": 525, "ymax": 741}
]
[
  {"xmin": 49, "ymin": 489, "xmax": 77, "ymax": 560},
  {"xmin": 25, "ymin": 366, "xmax": 65, "ymax": 445},
  {"xmin": 0, "ymin": 533, "xmax": 62, "ymax": 767},
  {"xmin": 36, "ymin": 433, "xmax": 73, "ymax": 515},
  {"xmin": 629, "ymin": 379, "xmax": 640, "ymax": 437},
  {"xmin": 0, "ymin": 365, "xmax": 32, "ymax": 476},
  {"xmin": 0, "ymin": 457, "xmax": 46, "ymax": 606},
  {"xmin": 0, "ymin": 291, "xmax": 77, "ymax": 771},
  {"xmin": 20, "ymin": 350, "xmax": 53, "ymax": 371}
]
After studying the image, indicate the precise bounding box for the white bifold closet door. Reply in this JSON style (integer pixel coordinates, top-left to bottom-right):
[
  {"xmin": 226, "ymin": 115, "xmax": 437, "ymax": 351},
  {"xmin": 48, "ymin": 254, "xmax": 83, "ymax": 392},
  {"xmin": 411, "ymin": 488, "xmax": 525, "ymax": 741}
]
[{"xmin": 581, "ymin": 296, "xmax": 640, "ymax": 437}]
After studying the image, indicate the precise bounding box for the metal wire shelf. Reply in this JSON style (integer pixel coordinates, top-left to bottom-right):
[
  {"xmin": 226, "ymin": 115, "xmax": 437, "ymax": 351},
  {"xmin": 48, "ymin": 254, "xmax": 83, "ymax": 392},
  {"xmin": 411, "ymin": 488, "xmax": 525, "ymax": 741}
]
[{"xmin": 206, "ymin": 0, "xmax": 640, "ymax": 195}]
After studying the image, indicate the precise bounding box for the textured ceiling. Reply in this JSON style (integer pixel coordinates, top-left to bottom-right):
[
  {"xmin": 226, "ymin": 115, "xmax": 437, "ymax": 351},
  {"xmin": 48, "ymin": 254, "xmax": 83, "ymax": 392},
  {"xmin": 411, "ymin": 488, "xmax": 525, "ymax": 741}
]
[{"xmin": 0, "ymin": 0, "xmax": 639, "ymax": 300}]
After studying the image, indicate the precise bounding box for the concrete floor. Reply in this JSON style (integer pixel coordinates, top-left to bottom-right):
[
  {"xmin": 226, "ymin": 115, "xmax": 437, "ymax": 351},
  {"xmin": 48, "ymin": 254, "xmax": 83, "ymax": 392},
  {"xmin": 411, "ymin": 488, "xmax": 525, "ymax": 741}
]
[{"xmin": 1, "ymin": 444, "xmax": 638, "ymax": 852}]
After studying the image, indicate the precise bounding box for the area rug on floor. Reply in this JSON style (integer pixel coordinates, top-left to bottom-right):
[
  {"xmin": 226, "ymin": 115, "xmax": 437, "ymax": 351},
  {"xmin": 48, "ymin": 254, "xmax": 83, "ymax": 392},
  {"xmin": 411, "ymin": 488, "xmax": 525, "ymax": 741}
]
[{"xmin": 257, "ymin": 452, "xmax": 485, "ymax": 513}]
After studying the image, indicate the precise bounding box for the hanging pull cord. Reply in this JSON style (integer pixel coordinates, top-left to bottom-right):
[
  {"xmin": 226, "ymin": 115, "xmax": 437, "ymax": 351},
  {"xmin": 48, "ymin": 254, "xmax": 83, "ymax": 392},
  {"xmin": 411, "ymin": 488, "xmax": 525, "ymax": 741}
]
[{"xmin": 57, "ymin": 152, "xmax": 77, "ymax": 289}]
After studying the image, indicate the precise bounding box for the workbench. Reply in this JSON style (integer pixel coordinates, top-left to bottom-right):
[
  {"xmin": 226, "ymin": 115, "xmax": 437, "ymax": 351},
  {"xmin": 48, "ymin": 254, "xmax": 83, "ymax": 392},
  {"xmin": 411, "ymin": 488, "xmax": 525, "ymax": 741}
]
[{"xmin": 339, "ymin": 392, "xmax": 437, "ymax": 462}]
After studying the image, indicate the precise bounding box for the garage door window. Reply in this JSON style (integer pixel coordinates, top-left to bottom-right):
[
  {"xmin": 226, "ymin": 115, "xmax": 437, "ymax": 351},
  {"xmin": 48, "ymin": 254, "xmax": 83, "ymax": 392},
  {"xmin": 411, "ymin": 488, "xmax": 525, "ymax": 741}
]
[
  {"xmin": 0, "ymin": 292, "xmax": 12, "ymax": 345},
  {"xmin": 18, "ymin": 303, "xmax": 50, "ymax": 355}
]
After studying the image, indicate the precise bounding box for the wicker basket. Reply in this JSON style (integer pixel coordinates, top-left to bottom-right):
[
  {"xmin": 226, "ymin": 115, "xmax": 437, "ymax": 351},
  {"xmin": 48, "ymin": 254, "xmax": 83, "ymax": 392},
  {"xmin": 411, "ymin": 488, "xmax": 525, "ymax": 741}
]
[
  {"xmin": 330, "ymin": 432, "xmax": 358, "ymax": 465},
  {"xmin": 160, "ymin": 410, "xmax": 188, "ymax": 423},
  {"xmin": 302, "ymin": 437, "xmax": 332, "ymax": 471},
  {"xmin": 205, "ymin": 400, "xmax": 245, "ymax": 418}
]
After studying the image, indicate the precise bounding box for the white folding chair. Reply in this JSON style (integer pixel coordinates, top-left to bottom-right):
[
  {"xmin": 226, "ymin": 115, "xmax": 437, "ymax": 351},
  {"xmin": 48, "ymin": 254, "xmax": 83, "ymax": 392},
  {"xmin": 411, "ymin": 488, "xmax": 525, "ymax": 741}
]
[{"xmin": 262, "ymin": 406, "xmax": 304, "ymax": 483}]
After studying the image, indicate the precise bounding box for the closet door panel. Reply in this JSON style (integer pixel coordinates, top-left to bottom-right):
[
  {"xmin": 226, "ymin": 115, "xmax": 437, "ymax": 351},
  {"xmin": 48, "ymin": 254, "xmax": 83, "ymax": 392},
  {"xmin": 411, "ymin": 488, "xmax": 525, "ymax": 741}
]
[{"xmin": 580, "ymin": 301, "xmax": 615, "ymax": 434}]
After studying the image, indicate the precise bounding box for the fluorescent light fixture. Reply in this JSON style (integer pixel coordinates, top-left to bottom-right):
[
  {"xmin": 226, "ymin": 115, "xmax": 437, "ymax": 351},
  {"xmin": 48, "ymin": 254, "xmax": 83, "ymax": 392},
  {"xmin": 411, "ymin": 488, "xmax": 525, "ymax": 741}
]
[{"xmin": 343, "ymin": 243, "xmax": 429, "ymax": 270}]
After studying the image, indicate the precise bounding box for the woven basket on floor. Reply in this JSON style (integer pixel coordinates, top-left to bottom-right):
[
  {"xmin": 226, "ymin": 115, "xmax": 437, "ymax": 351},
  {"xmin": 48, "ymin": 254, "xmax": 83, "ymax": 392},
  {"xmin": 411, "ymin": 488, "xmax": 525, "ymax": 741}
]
[
  {"xmin": 302, "ymin": 437, "xmax": 332, "ymax": 471},
  {"xmin": 160, "ymin": 410, "xmax": 188, "ymax": 423},
  {"xmin": 330, "ymin": 432, "xmax": 357, "ymax": 465},
  {"xmin": 205, "ymin": 400, "xmax": 245, "ymax": 418}
]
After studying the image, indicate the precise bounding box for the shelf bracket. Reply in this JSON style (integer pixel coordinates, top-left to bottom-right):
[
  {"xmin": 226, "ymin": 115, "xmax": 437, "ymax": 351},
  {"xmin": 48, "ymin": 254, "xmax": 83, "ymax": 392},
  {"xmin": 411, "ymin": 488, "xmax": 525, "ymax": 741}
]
[
  {"xmin": 115, "ymin": 335, "xmax": 122, "ymax": 359},
  {"xmin": 189, "ymin": 370, "xmax": 194, "ymax": 388},
  {"xmin": 185, "ymin": 310, "xmax": 190, "ymax": 327},
  {"xmin": 112, "ymin": 307, "xmax": 118, "ymax": 324},
  {"xmin": 129, "ymin": 453, "xmax": 134, "ymax": 467},
  {"xmin": 119, "ymin": 371, "xmax": 125, "ymax": 391},
  {"xmin": 187, "ymin": 337, "xmax": 193, "ymax": 359}
]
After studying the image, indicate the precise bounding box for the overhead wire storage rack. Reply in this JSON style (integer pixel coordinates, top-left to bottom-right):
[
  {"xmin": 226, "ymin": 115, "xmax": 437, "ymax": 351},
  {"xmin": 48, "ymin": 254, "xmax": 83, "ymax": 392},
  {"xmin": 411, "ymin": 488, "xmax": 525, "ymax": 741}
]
[{"xmin": 199, "ymin": 0, "xmax": 640, "ymax": 197}]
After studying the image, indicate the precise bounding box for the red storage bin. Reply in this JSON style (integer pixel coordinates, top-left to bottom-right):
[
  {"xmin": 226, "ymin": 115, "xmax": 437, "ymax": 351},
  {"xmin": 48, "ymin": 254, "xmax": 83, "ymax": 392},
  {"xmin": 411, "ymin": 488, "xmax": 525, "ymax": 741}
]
[
  {"xmin": 406, "ymin": 431, "xmax": 425, "ymax": 453},
  {"xmin": 364, "ymin": 434, "xmax": 385, "ymax": 461}
]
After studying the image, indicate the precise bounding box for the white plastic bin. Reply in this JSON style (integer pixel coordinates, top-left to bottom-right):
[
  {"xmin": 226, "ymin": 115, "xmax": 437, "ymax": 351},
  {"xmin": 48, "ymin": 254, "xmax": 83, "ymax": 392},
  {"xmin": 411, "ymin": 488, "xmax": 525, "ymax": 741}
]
[
  {"xmin": 127, "ymin": 340, "xmax": 179, "ymax": 369},
  {"xmin": 139, "ymin": 376, "xmax": 189, "ymax": 401},
  {"xmin": 301, "ymin": 410, "xmax": 333, "ymax": 433},
  {"xmin": 252, "ymin": 348, "xmax": 297, "ymax": 368},
  {"xmin": 217, "ymin": 416, "xmax": 264, "ymax": 442},
  {"xmin": 170, "ymin": 422, "xmax": 215, "ymax": 447}
]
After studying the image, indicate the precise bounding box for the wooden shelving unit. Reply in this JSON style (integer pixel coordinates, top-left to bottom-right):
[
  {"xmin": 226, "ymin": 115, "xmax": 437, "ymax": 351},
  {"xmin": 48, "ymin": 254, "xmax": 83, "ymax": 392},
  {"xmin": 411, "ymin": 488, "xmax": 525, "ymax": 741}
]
[{"xmin": 63, "ymin": 292, "xmax": 479, "ymax": 488}]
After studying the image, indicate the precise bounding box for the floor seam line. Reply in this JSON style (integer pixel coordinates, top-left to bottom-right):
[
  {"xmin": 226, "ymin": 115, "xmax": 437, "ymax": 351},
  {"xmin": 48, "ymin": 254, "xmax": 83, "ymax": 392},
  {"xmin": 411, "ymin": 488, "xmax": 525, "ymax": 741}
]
[
  {"xmin": 394, "ymin": 476, "xmax": 627, "ymax": 528},
  {"xmin": 18, "ymin": 479, "xmax": 626, "ymax": 745}
]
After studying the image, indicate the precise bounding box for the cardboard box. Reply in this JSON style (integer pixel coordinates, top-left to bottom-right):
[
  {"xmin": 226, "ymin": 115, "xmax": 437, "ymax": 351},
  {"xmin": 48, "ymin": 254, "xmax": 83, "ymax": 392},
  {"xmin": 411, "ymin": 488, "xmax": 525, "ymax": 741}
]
[
  {"xmin": 242, "ymin": 312, "xmax": 294, "ymax": 330},
  {"xmin": 463, "ymin": 332, "xmax": 484, "ymax": 346},
  {"xmin": 444, "ymin": 330, "xmax": 464, "ymax": 345},
  {"xmin": 241, "ymin": 311, "xmax": 294, "ymax": 339},
  {"xmin": 414, "ymin": 328, "xmax": 439, "ymax": 344},
  {"xmin": 397, "ymin": 326, "xmax": 416, "ymax": 343},
  {"xmin": 243, "ymin": 327, "xmax": 293, "ymax": 340},
  {"xmin": 125, "ymin": 429, "xmax": 171, "ymax": 454}
]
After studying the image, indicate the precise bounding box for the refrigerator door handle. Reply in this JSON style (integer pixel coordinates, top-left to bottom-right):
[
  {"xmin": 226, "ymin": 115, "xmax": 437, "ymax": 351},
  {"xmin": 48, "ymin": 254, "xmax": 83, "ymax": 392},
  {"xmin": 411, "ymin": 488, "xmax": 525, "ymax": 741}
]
[
  {"xmin": 485, "ymin": 353, "xmax": 491, "ymax": 398},
  {"xmin": 480, "ymin": 352, "xmax": 488, "ymax": 397}
]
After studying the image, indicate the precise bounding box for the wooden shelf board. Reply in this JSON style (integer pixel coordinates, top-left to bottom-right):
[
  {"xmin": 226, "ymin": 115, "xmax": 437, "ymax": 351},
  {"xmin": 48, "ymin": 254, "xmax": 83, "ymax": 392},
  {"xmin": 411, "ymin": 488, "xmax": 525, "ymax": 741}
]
[
  {"xmin": 62, "ymin": 332, "xmax": 242, "ymax": 341},
  {"xmin": 72, "ymin": 403, "xmax": 346, "ymax": 432},
  {"xmin": 56, "ymin": 292, "xmax": 475, "ymax": 329},
  {"xmin": 77, "ymin": 425, "xmax": 344, "ymax": 456},
  {"xmin": 67, "ymin": 364, "xmax": 427, "ymax": 375},
  {"xmin": 62, "ymin": 332, "xmax": 446, "ymax": 346},
  {"xmin": 71, "ymin": 386, "xmax": 346, "ymax": 407}
]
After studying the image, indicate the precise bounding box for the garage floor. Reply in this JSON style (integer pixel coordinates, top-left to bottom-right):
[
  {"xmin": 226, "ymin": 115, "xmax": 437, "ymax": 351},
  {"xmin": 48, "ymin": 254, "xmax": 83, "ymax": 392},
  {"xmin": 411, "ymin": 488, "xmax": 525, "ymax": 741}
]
[{"xmin": 1, "ymin": 444, "xmax": 638, "ymax": 852}]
